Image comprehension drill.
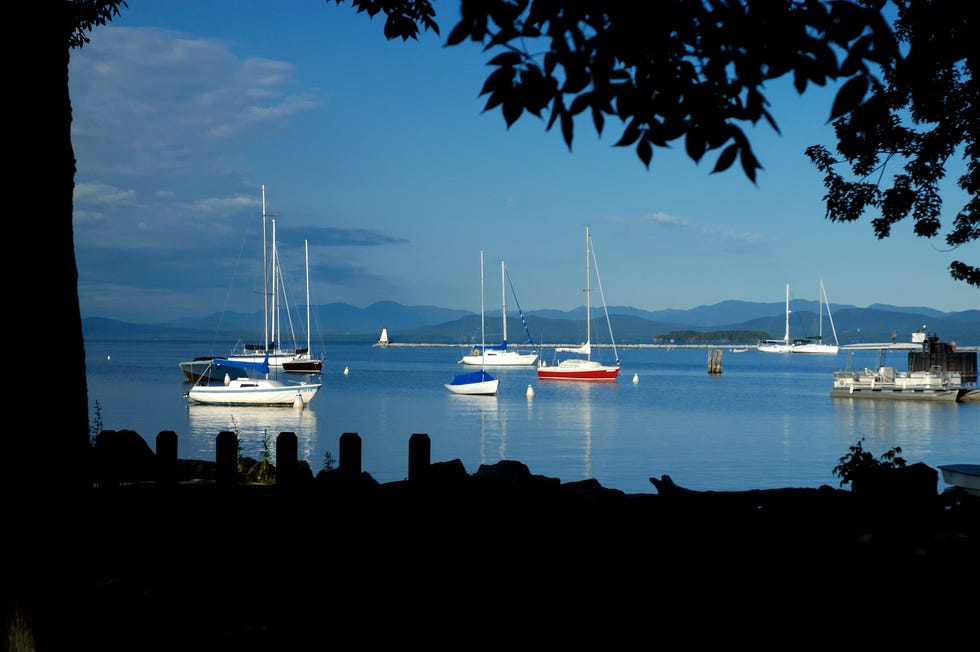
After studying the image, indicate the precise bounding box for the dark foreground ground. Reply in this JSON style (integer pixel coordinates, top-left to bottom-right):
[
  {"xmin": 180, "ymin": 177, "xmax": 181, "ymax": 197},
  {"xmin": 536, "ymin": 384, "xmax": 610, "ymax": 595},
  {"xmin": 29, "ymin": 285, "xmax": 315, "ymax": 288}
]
[{"xmin": 6, "ymin": 457, "xmax": 979, "ymax": 651}]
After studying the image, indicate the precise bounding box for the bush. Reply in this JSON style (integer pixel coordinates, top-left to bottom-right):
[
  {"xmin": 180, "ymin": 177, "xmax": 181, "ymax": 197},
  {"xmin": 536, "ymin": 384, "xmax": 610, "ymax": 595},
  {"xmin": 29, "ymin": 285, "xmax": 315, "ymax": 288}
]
[{"xmin": 833, "ymin": 438, "xmax": 906, "ymax": 492}]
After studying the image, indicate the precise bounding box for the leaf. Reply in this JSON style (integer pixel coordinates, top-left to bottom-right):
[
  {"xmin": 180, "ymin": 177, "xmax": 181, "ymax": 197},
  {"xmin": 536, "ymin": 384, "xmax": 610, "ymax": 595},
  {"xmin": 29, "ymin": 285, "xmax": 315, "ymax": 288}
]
[
  {"xmin": 503, "ymin": 99, "xmax": 523, "ymax": 127},
  {"xmin": 685, "ymin": 130, "xmax": 706, "ymax": 163},
  {"xmin": 830, "ymin": 75, "xmax": 869, "ymax": 121},
  {"xmin": 739, "ymin": 147, "xmax": 762, "ymax": 183},
  {"xmin": 637, "ymin": 137, "xmax": 653, "ymax": 168},
  {"xmin": 561, "ymin": 111, "xmax": 574, "ymax": 149},
  {"xmin": 712, "ymin": 144, "xmax": 738, "ymax": 173},
  {"xmin": 487, "ymin": 52, "xmax": 524, "ymax": 67}
]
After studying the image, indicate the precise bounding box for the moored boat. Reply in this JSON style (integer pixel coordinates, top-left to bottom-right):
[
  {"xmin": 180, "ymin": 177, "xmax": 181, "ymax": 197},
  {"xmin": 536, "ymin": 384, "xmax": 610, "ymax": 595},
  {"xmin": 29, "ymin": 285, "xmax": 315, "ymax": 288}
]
[
  {"xmin": 446, "ymin": 251, "xmax": 499, "ymax": 395},
  {"xmin": 179, "ymin": 356, "xmax": 243, "ymax": 382},
  {"xmin": 833, "ymin": 329, "xmax": 977, "ymax": 401},
  {"xmin": 830, "ymin": 366, "xmax": 965, "ymax": 401},
  {"xmin": 938, "ymin": 464, "xmax": 980, "ymax": 497},
  {"xmin": 460, "ymin": 260, "xmax": 538, "ymax": 367},
  {"xmin": 186, "ymin": 356, "xmax": 321, "ymax": 406},
  {"xmin": 537, "ymin": 226, "xmax": 621, "ymax": 381},
  {"xmin": 758, "ymin": 283, "xmax": 793, "ymax": 353}
]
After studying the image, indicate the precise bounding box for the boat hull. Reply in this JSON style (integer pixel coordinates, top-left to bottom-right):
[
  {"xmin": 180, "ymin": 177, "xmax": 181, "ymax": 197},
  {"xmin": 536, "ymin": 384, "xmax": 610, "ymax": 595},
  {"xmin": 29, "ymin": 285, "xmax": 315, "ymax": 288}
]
[
  {"xmin": 830, "ymin": 367, "xmax": 965, "ymax": 401},
  {"xmin": 282, "ymin": 356, "xmax": 323, "ymax": 374},
  {"xmin": 179, "ymin": 358, "xmax": 246, "ymax": 382},
  {"xmin": 445, "ymin": 369, "xmax": 499, "ymax": 395},
  {"xmin": 792, "ymin": 343, "xmax": 839, "ymax": 354},
  {"xmin": 830, "ymin": 387, "xmax": 962, "ymax": 401},
  {"xmin": 537, "ymin": 359, "xmax": 620, "ymax": 381},
  {"xmin": 938, "ymin": 464, "xmax": 980, "ymax": 496},
  {"xmin": 460, "ymin": 348, "xmax": 539, "ymax": 366},
  {"xmin": 444, "ymin": 379, "xmax": 500, "ymax": 395},
  {"xmin": 758, "ymin": 341, "xmax": 793, "ymax": 353},
  {"xmin": 187, "ymin": 379, "xmax": 321, "ymax": 406}
]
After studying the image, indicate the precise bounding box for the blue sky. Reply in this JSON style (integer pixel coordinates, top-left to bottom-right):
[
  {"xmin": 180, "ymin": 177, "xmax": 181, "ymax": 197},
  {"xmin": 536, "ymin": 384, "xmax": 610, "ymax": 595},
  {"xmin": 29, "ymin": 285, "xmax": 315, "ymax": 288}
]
[{"xmin": 70, "ymin": 0, "xmax": 977, "ymax": 324}]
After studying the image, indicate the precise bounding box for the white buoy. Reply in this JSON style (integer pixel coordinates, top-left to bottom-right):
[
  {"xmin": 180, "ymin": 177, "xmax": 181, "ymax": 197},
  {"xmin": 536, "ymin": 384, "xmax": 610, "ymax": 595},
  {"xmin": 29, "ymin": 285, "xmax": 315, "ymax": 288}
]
[
  {"xmin": 224, "ymin": 373, "xmax": 231, "ymax": 385},
  {"xmin": 526, "ymin": 384, "xmax": 535, "ymax": 398},
  {"xmin": 633, "ymin": 372, "xmax": 639, "ymax": 384},
  {"xmin": 106, "ymin": 354, "xmax": 111, "ymax": 361},
  {"xmin": 344, "ymin": 366, "xmax": 349, "ymax": 376},
  {"xmin": 293, "ymin": 393, "xmax": 305, "ymax": 409}
]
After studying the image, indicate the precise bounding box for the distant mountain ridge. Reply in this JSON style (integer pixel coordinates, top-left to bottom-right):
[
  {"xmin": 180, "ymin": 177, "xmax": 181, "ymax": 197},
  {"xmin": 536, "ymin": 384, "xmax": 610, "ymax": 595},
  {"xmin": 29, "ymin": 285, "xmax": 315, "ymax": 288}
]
[{"xmin": 83, "ymin": 300, "xmax": 980, "ymax": 345}]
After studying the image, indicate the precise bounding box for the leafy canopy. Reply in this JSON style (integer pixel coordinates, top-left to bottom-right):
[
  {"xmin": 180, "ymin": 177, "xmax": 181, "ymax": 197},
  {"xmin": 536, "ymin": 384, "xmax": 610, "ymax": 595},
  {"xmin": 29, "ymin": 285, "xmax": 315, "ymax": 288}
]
[{"xmin": 332, "ymin": 0, "xmax": 977, "ymax": 289}]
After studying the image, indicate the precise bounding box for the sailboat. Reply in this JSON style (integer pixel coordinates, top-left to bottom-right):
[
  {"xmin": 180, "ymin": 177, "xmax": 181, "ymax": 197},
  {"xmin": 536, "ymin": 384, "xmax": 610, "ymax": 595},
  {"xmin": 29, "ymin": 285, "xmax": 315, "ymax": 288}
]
[
  {"xmin": 791, "ymin": 278, "xmax": 839, "ymax": 354},
  {"xmin": 179, "ymin": 186, "xmax": 303, "ymax": 379},
  {"xmin": 283, "ymin": 240, "xmax": 324, "ymax": 373},
  {"xmin": 446, "ymin": 251, "xmax": 500, "ymax": 395},
  {"xmin": 186, "ymin": 352, "xmax": 322, "ymax": 406},
  {"xmin": 459, "ymin": 260, "xmax": 539, "ymax": 366},
  {"xmin": 757, "ymin": 283, "xmax": 794, "ymax": 353},
  {"xmin": 374, "ymin": 327, "xmax": 391, "ymax": 347},
  {"xmin": 537, "ymin": 227, "xmax": 621, "ymax": 380},
  {"xmin": 184, "ymin": 186, "xmax": 323, "ymax": 406}
]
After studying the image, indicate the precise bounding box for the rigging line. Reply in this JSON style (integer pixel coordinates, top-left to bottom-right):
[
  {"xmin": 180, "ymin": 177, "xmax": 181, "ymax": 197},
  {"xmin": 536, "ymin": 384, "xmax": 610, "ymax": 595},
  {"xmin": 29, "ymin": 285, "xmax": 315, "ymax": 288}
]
[
  {"xmin": 504, "ymin": 268, "xmax": 538, "ymax": 348},
  {"xmin": 588, "ymin": 232, "xmax": 620, "ymax": 362}
]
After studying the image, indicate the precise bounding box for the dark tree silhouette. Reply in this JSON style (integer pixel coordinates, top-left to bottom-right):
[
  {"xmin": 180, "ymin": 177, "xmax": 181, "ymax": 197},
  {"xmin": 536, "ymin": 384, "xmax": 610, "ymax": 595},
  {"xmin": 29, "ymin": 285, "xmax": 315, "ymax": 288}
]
[
  {"xmin": 332, "ymin": 0, "xmax": 976, "ymax": 288},
  {"xmin": 806, "ymin": 0, "xmax": 978, "ymax": 288},
  {"xmin": 17, "ymin": 0, "xmax": 126, "ymax": 499}
]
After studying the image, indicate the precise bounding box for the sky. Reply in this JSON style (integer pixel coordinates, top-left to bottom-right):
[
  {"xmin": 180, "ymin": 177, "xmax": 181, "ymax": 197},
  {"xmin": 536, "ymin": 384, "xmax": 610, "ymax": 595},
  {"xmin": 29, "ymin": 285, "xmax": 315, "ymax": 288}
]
[{"xmin": 69, "ymin": 0, "xmax": 977, "ymax": 325}]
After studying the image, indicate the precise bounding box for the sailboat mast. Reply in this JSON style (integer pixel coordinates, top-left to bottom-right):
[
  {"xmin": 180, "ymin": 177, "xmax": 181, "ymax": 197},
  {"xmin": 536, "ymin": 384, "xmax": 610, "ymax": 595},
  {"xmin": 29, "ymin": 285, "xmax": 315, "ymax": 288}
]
[
  {"xmin": 783, "ymin": 282, "xmax": 791, "ymax": 345},
  {"xmin": 586, "ymin": 226, "xmax": 592, "ymax": 361},
  {"xmin": 305, "ymin": 239, "xmax": 311, "ymax": 354},
  {"xmin": 818, "ymin": 280, "xmax": 823, "ymax": 341},
  {"xmin": 261, "ymin": 185, "xmax": 269, "ymax": 353},
  {"xmin": 501, "ymin": 260, "xmax": 507, "ymax": 345},
  {"xmin": 822, "ymin": 278, "xmax": 840, "ymax": 346},
  {"xmin": 480, "ymin": 250, "xmax": 486, "ymax": 371},
  {"xmin": 271, "ymin": 218, "xmax": 279, "ymax": 349}
]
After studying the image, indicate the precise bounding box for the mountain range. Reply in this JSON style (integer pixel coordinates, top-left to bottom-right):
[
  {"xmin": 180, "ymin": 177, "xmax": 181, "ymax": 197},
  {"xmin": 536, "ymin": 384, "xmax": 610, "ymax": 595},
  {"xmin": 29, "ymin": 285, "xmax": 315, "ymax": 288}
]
[{"xmin": 82, "ymin": 299, "xmax": 980, "ymax": 346}]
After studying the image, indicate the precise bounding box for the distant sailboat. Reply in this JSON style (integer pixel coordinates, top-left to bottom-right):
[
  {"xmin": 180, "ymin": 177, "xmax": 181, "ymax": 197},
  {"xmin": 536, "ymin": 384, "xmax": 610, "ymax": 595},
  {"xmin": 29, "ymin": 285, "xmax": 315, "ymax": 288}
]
[
  {"xmin": 791, "ymin": 278, "xmax": 839, "ymax": 354},
  {"xmin": 374, "ymin": 327, "xmax": 391, "ymax": 347},
  {"xmin": 757, "ymin": 283, "xmax": 793, "ymax": 353},
  {"xmin": 459, "ymin": 260, "xmax": 538, "ymax": 366},
  {"xmin": 446, "ymin": 251, "xmax": 499, "ymax": 395},
  {"xmin": 537, "ymin": 226, "xmax": 621, "ymax": 380}
]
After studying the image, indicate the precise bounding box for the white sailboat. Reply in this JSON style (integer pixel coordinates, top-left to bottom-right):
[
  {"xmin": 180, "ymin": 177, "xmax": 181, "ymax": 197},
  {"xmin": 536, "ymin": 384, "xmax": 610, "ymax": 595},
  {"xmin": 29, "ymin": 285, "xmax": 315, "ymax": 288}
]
[
  {"xmin": 186, "ymin": 352, "xmax": 321, "ymax": 406},
  {"xmin": 446, "ymin": 251, "xmax": 500, "ymax": 395},
  {"xmin": 225, "ymin": 189, "xmax": 306, "ymax": 368},
  {"xmin": 459, "ymin": 260, "xmax": 538, "ymax": 366},
  {"xmin": 537, "ymin": 226, "xmax": 621, "ymax": 380},
  {"xmin": 758, "ymin": 283, "xmax": 793, "ymax": 353},
  {"xmin": 185, "ymin": 186, "xmax": 322, "ymax": 406},
  {"xmin": 179, "ymin": 186, "xmax": 303, "ymax": 378},
  {"xmin": 792, "ymin": 278, "xmax": 839, "ymax": 354}
]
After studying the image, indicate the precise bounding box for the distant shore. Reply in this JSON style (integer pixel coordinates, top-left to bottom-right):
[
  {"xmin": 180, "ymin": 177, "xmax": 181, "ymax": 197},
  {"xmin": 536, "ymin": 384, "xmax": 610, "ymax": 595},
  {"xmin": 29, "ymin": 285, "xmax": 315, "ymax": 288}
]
[{"xmin": 376, "ymin": 342, "xmax": 980, "ymax": 351}]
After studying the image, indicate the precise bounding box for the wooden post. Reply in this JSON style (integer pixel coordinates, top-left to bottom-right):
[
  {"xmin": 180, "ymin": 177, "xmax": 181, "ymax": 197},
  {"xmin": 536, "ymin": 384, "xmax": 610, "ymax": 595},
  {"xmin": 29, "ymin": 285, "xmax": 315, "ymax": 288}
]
[
  {"xmin": 155, "ymin": 430, "xmax": 178, "ymax": 486},
  {"xmin": 339, "ymin": 432, "xmax": 362, "ymax": 480},
  {"xmin": 276, "ymin": 431, "xmax": 298, "ymax": 492},
  {"xmin": 408, "ymin": 433, "xmax": 431, "ymax": 484},
  {"xmin": 708, "ymin": 348, "xmax": 723, "ymax": 375},
  {"xmin": 216, "ymin": 431, "xmax": 238, "ymax": 488}
]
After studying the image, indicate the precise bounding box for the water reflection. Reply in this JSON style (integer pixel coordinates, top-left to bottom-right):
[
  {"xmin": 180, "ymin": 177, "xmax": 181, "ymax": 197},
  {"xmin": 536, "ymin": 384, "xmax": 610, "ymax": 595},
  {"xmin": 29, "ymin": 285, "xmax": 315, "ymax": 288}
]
[
  {"xmin": 832, "ymin": 398, "xmax": 961, "ymax": 450},
  {"xmin": 446, "ymin": 395, "xmax": 501, "ymax": 466},
  {"xmin": 186, "ymin": 404, "xmax": 320, "ymax": 463},
  {"xmin": 540, "ymin": 381, "xmax": 612, "ymax": 481}
]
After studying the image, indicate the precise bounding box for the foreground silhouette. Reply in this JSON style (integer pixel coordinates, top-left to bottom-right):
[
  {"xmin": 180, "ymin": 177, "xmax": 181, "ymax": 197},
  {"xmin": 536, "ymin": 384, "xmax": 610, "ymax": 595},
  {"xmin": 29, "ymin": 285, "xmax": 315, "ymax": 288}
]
[{"xmin": 6, "ymin": 429, "xmax": 978, "ymax": 650}]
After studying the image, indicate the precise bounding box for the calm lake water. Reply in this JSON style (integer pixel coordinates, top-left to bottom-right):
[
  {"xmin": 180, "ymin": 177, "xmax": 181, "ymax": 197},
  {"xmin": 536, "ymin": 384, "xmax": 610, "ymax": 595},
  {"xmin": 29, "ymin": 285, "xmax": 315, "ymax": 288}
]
[{"xmin": 84, "ymin": 339, "xmax": 979, "ymax": 495}]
